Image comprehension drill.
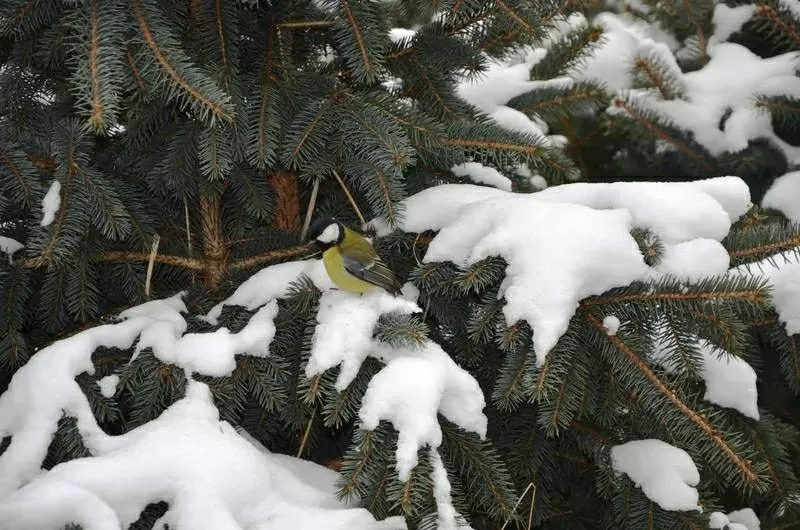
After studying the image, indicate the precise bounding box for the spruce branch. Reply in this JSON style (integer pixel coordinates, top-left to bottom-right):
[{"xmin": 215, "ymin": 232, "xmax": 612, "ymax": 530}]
[
  {"xmin": 724, "ymin": 223, "xmax": 800, "ymax": 266},
  {"xmin": 584, "ymin": 311, "xmax": 763, "ymax": 487},
  {"xmin": 755, "ymin": 4, "xmax": 800, "ymax": 49},
  {"xmin": 611, "ymin": 97, "xmax": 715, "ymax": 173},
  {"xmin": 131, "ymin": 0, "xmax": 233, "ymax": 122},
  {"xmin": 494, "ymin": 0, "xmax": 537, "ymax": 35},
  {"xmin": 631, "ymin": 52, "xmax": 686, "ymax": 100},
  {"xmin": 93, "ymin": 251, "xmax": 204, "ymax": 270},
  {"xmin": 88, "ymin": 0, "xmax": 105, "ymax": 128},
  {"xmin": 66, "ymin": 0, "xmax": 127, "ymax": 133},
  {"xmin": 246, "ymin": 23, "xmax": 283, "ymax": 169},
  {"xmin": 580, "ymin": 279, "xmax": 769, "ymax": 309},
  {"xmin": 336, "ymin": 0, "xmax": 380, "ymax": 83},
  {"xmin": 0, "ymin": 147, "xmax": 41, "ymax": 208}
]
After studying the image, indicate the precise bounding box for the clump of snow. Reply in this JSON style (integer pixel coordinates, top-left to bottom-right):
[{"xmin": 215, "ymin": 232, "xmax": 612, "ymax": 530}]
[
  {"xmin": 373, "ymin": 177, "xmax": 749, "ymax": 364},
  {"xmin": 389, "ymin": 28, "xmax": 416, "ymax": 43},
  {"xmin": 603, "ymin": 315, "xmax": 621, "ymax": 335},
  {"xmin": 643, "ymin": 43, "xmax": 800, "ymax": 163},
  {"xmin": 650, "ymin": 326, "xmax": 759, "ymax": 419},
  {"xmin": 40, "ymin": 180, "xmax": 61, "ymax": 227},
  {"xmin": 535, "ymin": 177, "xmax": 751, "ymax": 244},
  {"xmin": 400, "ymin": 281, "xmax": 420, "ymax": 303},
  {"xmin": 732, "ymin": 253, "xmax": 800, "ymax": 335},
  {"xmin": 306, "ymin": 289, "xmax": 421, "ymax": 391},
  {"xmin": 97, "ymin": 375, "xmax": 120, "ymax": 398},
  {"xmin": 583, "ymin": 9, "xmax": 800, "ymax": 165},
  {"xmin": 650, "ymin": 239, "xmax": 730, "ymax": 282},
  {"xmin": 368, "ymin": 184, "xmax": 505, "ymax": 236},
  {"xmin": 360, "ymin": 341, "xmax": 486, "ymax": 481},
  {"xmin": 298, "ymin": 286, "xmax": 486, "ymax": 483},
  {"xmin": 710, "ymin": 508, "xmax": 761, "ymax": 530},
  {"xmin": 455, "ymin": 47, "xmax": 569, "ymax": 146},
  {"xmin": 430, "ymin": 450, "xmax": 457, "ymax": 530},
  {"xmin": 451, "ymin": 162, "xmax": 512, "ymax": 191},
  {"xmin": 710, "ymin": 4, "xmax": 756, "ymax": 46},
  {"xmin": 204, "ymin": 257, "xmax": 488, "ymax": 485},
  {"xmin": 203, "ymin": 259, "xmax": 332, "ymax": 325},
  {"xmin": 572, "ymin": 13, "xmax": 646, "ymax": 91},
  {"xmin": 423, "ymin": 191, "xmax": 648, "ymax": 364},
  {"xmin": 611, "ymin": 439, "xmax": 700, "ymax": 512},
  {"xmin": 0, "ymin": 380, "xmax": 407, "ymax": 530},
  {"xmin": 763, "ymin": 171, "xmax": 800, "ymax": 223},
  {"xmin": 699, "ymin": 341, "xmax": 759, "ymax": 420},
  {"xmin": 0, "ymin": 236, "xmax": 23, "ymax": 264},
  {"xmin": 529, "ymin": 175, "xmax": 548, "ymax": 190},
  {"xmin": 132, "ymin": 301, "xmax": 280, "ymax": 377},
  {"xmin": 0, "ymin": 304, "xmax": 176, "ymax": 496}
]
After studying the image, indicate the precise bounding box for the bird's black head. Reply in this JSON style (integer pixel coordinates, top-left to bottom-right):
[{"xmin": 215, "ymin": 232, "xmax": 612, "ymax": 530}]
[{"xmin": 307, "ymin": 217, "xmax": 344, "ymax": 250}]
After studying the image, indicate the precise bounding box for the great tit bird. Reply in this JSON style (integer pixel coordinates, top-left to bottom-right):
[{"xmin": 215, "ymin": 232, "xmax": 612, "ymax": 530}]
[{"xmin": 307, "ymin": 217, "xmax": 402, "ymax": 296}]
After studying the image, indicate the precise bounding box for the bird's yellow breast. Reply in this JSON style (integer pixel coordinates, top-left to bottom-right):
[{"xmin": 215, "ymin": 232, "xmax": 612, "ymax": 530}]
[{"xmin": 322, "ymin": 247, "xmax": 376, "ymax": 294}]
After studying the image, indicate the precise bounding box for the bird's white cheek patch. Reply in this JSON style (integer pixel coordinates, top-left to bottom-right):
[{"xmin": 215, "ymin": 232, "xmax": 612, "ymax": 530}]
[{"xmin": 317, "ymin": 224, "xmax": 340, "ymax": 244}]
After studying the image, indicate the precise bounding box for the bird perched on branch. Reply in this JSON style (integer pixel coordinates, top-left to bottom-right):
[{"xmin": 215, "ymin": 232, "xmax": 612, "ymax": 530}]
[{"xmin": 307, "ymin": 217, "xmax": 402, "ymax": 296}]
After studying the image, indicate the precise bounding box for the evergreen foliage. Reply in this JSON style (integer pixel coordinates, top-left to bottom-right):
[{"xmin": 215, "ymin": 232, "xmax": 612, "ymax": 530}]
[
  {"xmin": 0, "ymin": 1, "xmax": 799, "ymax": 529},
  {"xmin": 569, "ymin": 0, "xmax": 800, "ymax": 202}
]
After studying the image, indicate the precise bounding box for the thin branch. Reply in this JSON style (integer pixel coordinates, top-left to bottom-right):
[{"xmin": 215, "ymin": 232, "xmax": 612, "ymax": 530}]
[
  {"xmin": 144, "ymin": 233, "xmax": 161, "ymax": 297},
  {"xmin": 300, "ymin": 177, "xmax": 320, "ymax": 241},
  {"xmin": 584, "ymin": 312, "xmax": 761, "ymax": 484},
  {"xmin": 92, "ymin": 251, "xmax": 204, "ymax": 270},
  {"xmin": 183, "ymin": 196, "xmax": 193, "ymax": 257},
  {"xmin": 230, "ymin": 244, "xmax": 317, "ymax": 271},
  {"xmin": 278, "ymin": 20, "xmax": 333, "ymax": 29},
  {"xmin": 297, "ymin": 406, "xmax": 317, "ymax": 457},
  {"xmin": 332, "ymin": 170, "xmax": 366, "ymax": 226},
  {"xmin": 500, "ymin": 481, "xmax": 536, "ymax": 530}
]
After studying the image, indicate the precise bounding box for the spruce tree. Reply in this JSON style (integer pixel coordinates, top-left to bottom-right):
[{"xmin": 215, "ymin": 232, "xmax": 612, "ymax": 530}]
[{"xmin": 0, "ymin": 1, "xmax": 799, "ymax": 529}]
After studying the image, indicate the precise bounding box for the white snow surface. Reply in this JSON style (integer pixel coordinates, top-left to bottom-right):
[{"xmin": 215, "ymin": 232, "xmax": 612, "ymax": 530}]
[
  {"xmin": 305, "ymin": 289, "xmax": 420, "ymax": 391},
  {"xmin": 0, "ymin": 381, "xmax": 406, "ymax": 530},
  {"xmin": 699, "ymin": 341, "xmax": 759, "ymax": 420},
  {"xmin": 584, "ymin": 10, "xmax": 800, "ymax": 164},
  {"xmin": 40, "ymin": 180, "xmax": 61, "ymax": 227},
  {"xmin": 710, "ymin": 508, "xmax": 761, "ymax": 530},
  {"xmin": 732, "ymin": 252, "xmax": 800, "ymax": 336},
  {"xmin": 203, "ymin": 259, "xmax": 332, "ymax": 325},
  {"xmin": 451, "ymin": 162, "xmax": 512, "ymax": 191},
  {"xmin": 650, "ymin": 239, "xmax": 730, "ymax": 282},
  {"xmin": 763, "ymin": 171, "xmax": 800, "ymax": 223},
  {"xmin": 602, "ymin": 315, "xmax": 621, "ymax": 335},
  {"xmin": 360, "ymin": 340, "xmax": 487, "ymax": 481},
  {"xmin": 611, "ymin": 439, "xmax": 700, "ymax": 512},
  {"xmin": 0, "ymin": 235, "xmax": 23, "ymax": 263},
  {"xmin": 430, "ymin": 450, "xmax": 457, "ymax": 530},
  {"xmin": 129, "ymin": 295, "xmax": 279, "ymax": 378},
  {"xmin": 535, "ymin": 177, "xmax": 751, "ymax": 244},
  {"xmin": 373, "ymin": 177, "xmax": 750, "ymax": 364},
  {"xmin": 455, "ymin": 47, "xmax": 569, "ymax": 149},
  {"xmin": 650, "ymin": 324, "xmax": 759, "ymax": 419},
  {"xmin": 97, "ymin": 375, "xmax": 119, "ymax": 399},
  {"xmin": 0, "ymin": 259, "xmax": 488, "ymax": 524}
]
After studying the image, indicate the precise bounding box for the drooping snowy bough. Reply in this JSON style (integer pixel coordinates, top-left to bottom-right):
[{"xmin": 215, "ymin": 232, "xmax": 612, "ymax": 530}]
[{"xmin": 2, "ymin": 175, "xmax": 797, "ymax": 527}]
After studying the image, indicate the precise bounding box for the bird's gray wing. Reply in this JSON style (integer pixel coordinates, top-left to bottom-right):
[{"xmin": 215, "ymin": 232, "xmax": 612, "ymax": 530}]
[{"xmin": 341, "ymin": 252, "xmax": 402, "ymax": 295}]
